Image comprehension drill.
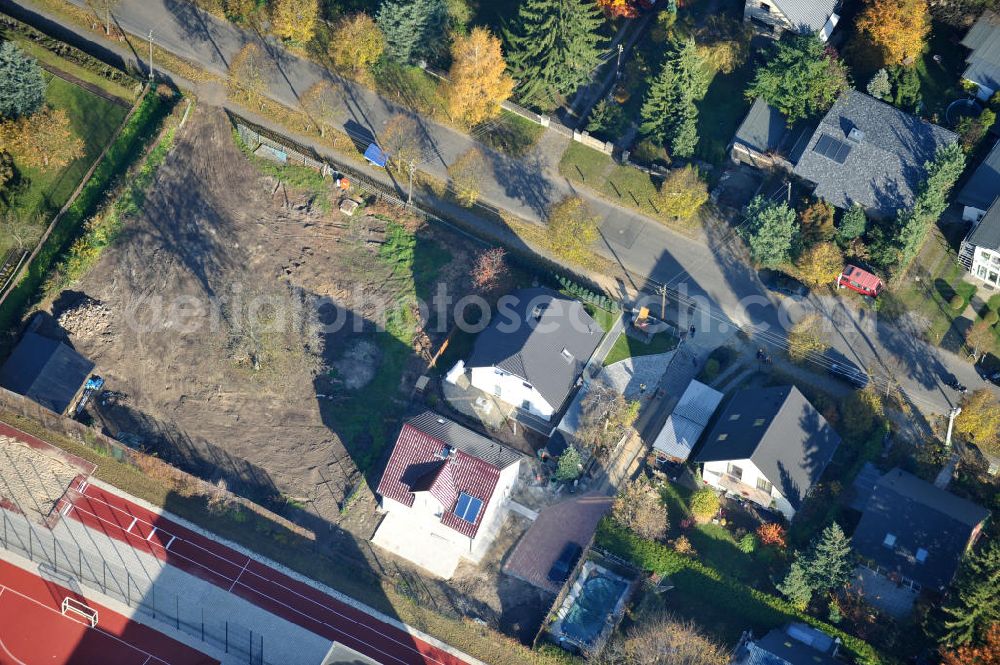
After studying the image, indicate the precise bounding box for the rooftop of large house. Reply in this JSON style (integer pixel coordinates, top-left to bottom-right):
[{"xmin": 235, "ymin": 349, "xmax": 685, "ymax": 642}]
[
  {"xmin": 467, "ymin": 287, "xmax": 601, "ymax": 411},
  {"xmin": 853, "ymin": 468, "xmax": 989, "ymax": 590},
  {"xmin": 375, "ymin": 412, "xmax": 521, "ymax": 539},
  {"xmin": 961, "ymin": 10, "xmax": 1000, "ymax": 93},
  {"xmin": 966, "ymin": 198, "xmax": 1000, "ymax": 252},
  {"xmin": 694, "ymin": 386, "xmax": 841, "ymax": 510},
  {"xmin": 792, "ymin": 90, "xmax": 957, "ymax": 217}
]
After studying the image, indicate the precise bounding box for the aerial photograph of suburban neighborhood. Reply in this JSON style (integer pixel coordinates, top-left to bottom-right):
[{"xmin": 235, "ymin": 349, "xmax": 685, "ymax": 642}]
[{"xmin": 0, "ymin": 0, "xmax": 999, "ymax": 663}]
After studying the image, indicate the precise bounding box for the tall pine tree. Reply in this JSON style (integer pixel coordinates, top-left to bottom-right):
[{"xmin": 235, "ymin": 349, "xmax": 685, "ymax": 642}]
[
  {"xmin": 504, "ymin": 0, "xmax": 605, "ymax": 109},
  {"xmin": 940, "ymin": 540, "xmax": 1000, "ymax": 646},
  {"xmin": 0, "ymin": 42, "xmax": 45, "ymax": 120},
  {"xmin": 801, "ymin": 522, "xmax": 853, "ymax": 592},
  {"xmin": 639, "ymin": 37, "xmax": 707, "ymax": 159},
  {"xmin": 777, "ymin": 560, "xmax": 813, "ymax": 610},
  {"xmin": 377, "ymin": 0, "xmax": 446, "ymax": 64}
]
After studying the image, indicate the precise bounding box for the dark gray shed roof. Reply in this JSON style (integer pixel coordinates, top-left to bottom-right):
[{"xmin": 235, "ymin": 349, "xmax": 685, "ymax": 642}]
[
  {"xmin": 745, "ymin": 626, "xmax": 839, "ymax": 665},
  {"xmin": 853, "ymin": 468, "xmax": 989, "ymax": 590},
  {"xmin": 694, "ymin": 385, "xmax": 841, "ymax": 509},
  {"xmin": 734, "ymin": 97, "xmax": 789, "ymax": 155},
  {"xmin": 966, "ymin": 198, "xmax": 1000, "ymax": 251},
  {"xmin": 0, "ymin": 332, "xmax": 93, "ymax": 414},
  {"xmin": 406, "ymin": 411, "xmax": 522, "ymax": 468},
  {"xmin": 771, "ymin": 0, "xmax": 840, "ymax": 34},
  {"xmin": 962, "ymin": 11, "xmax": 1000, "ymax": 91},
  {"xmin": 792, "ymin": 90, "xmax": 958, "ymax": 217},
  {"xmin": 958, "ymin": 139, "xmax": 1000, "ymax": 212},
  {"xmin": 467, "ymin": 288, "xmax": 601, "ymax": 411}
]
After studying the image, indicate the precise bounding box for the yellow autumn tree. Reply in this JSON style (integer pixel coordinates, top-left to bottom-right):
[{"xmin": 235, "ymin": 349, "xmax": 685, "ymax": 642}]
[
  {"xmin": 857, "ymin": 0, "xmax": 930, "ymax": 66},
  {"xmin": 788, "ymin": 313, "xmax": 828, "ymax": 363},
  {"xmin": 655, "ymin": 165, "xmax": 708, "ymax": 222},
  {"xmin": 956, "ymin": 390, "xmax": 1000, "ymax": 455},
  {"xmin": 227, "ymin": 43, "xmax": 267, "ymax": 110},
  {"xmin": 270, "ymin": 0, "xmax": 317, "ymax": 44},
  {"xmin": 0, "ymin": 108, "xmax": 83, "ymax": 170},
  {"xmin": 328, "ymin": 13, "xmax": 384, "ymax": 77},
  {"xmin": 796, "ymin": 241, "xmax": 843, "ymax": 287},
  {"xmin": 547, "ymin": 195, "xmax": 598, "ymax": 264},
  {"xmin": 447, "ymin": 27, "xmax": 515, "ymax": 126}
]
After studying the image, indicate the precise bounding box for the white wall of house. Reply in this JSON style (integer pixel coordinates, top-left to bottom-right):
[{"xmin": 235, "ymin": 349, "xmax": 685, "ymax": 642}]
[
  {"xmin": 702, "ymin": 458, "xmax": 795, "ymax": 519},
  {"xmin": 744, "ymin": 0, "xmax": 794, "ymax": 35},
  {"xmin": 963, "ymin": 205, "xmax": 988, "ymax": 223},
  {"xmin": 469, "ymin": 366, "xmax": 555, "ymax": 419},
  {"xmin": 969, "ymin": 245, "xmax": 1000, "ymax": 287}
]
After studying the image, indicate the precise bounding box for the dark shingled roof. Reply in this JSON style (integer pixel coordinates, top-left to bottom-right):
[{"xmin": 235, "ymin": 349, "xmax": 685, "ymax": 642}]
[
  {"xmin": 853, "ymin": 468, "xmax": 989, "ymax": 590},
  {"xmin": 0, "ymin": 332, "xmax": 93, "ymax": 414},
  {"xmin": 769, "ymin": 0, "xmax": 840, "ymax": 34},
  {"xmin": 734, "ymin": 97, "xmax": 789, "ymax": 155},
  {"xmin": 694, "ymin": 386, "xmax": 841, "ymax": 509},
  {"xmin": 467, "ymin": 288, "xmax": 601, "ymax": 411},
  {"xmin": 745, "ymin": 627, "xmax": 839, "ymax": 665},
  {"xmin": 962, "ymin": 11, "xmax": 1000, "ymax": 93},
  {"xmin": 792, "ymin": 90, "xmax": 957, "ymax": 217},
  {"xmin": 966, "ymin": 198, "xmax": 1000, "ymax": 252},
  {"xmin": 405, "ymin": 411, "xmax": 522, "ymax": 469},
  {"xmin": 958, "ymin": 139, "xmax": 1000, "ymax": 212}
]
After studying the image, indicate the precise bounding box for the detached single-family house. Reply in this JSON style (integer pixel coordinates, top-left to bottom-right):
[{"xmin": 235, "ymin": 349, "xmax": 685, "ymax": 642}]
[
  {"xmin": 467, "ymin": 288, "xmax": 602, "ymax": 421},
  {"xmin": 961, "ymin": 10, "xmax": 1000, "ymax": 102},
  {"xmin": 743, "ymin": 0, "xmax": 841, "ymax": 41},
  {"xmin": 694, "ymin": 386, "xmax": 842, "ymax": 520},
  {"xmin": 729, "ymin": 97, "xmax": 812, "ymax": 169},
  {"xmin": 959, "ymin": 198, "xmax": 1000, "ymax": 287},
  {"xmin": 853, "ymin": 468, "xmax": 989, "ymax": 593},
  {"xmin": 792, "ymin": 90, "xmax": 958, "ymax": 219},
  {"xmin": 0, "ymin": 331, "xmax": 94, "ymax": 415},
  {"xmin": 373, "ymin": 411, "xmax": 522, "ymax": 579},
  {"xmin": 732, "ymin": 623, "xmax": 841, "ymax": 665},
  {"xmin": 957, "ymin": 138, "xmax": 1000, "ymax": 222}
]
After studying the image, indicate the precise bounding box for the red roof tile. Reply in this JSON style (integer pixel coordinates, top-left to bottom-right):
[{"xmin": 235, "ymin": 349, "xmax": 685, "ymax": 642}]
[{"xmin": 376, "ymin": 423, "xmax": 502, "ymax": 538}]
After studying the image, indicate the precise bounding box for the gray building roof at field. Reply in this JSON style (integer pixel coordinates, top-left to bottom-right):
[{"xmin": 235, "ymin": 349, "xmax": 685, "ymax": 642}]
[{"xmin": 791, "ymin": 90, "xmax": 957, "ymax": 217}]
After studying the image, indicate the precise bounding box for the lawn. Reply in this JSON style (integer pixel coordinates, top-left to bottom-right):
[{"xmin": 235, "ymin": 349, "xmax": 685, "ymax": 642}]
[
  {"xmin": 695, "ymin": 61, "xmax": 753, "ymax": 166},
  {"xmin": 559, "ymin": 141, "xmax": 614, "ymax": 184},
  {"xmin": 474, "ymin": 111, "xmax": 546, "ymax": 158},
  {"xmin": 913, "ymin": 22, "xmax": 967, "ymax": 121},
  {"xmin": 8, "ymin": 36, "xmax": 139, "ymax": 103},
  {"xmin": 603, "ymin": 329, "xmax": 677, "ymax": 366},
  {"xmin": 584, "ymin": 302, "xmax": 619, "ymax": 333}
]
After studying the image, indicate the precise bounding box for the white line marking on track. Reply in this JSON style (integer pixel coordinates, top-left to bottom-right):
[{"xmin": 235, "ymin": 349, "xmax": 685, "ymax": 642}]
[
  {"xmin": 145, "ymin": 527, "xmax": 157, "ymax": 542},
  {"xmin": 228, "ymin": 559, "xmax": 250, "ymax": 593},
  {"xmin": 125, "ymin": 517, "xmax": 137, "ymax": 533},
  {"xmin": 165, "ymin": 535, "xmax": 176, "ymax": 550}
]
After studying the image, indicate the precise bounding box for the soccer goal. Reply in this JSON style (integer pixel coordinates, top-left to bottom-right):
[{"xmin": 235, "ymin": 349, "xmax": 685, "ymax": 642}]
[{"xmin": 61, "ymin": 597, "xmax": 98, "ymax": 628}]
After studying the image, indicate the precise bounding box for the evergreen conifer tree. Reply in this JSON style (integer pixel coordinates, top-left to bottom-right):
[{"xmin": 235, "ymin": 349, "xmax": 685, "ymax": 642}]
[
  {"xmin": 0, "ymin": 43, "xmax": 46, "ymax": 120},
  {"xmin": 639, "ymin": 37, "xmax": 707, "ymax": 158},
  {"xmin": 377, "ymin": 0, "xmax": 446, "ymax": 64},
  {"xmin": 801, "ymin": 523, "xmax": 853, "ymax": 592},
  {"xmin": 777, "ymin": 560, "xmax": 813, "ymax": 610},
  {"xmin": 940, "ymin": 540, "xmax": 1000, "ymax": 646}
]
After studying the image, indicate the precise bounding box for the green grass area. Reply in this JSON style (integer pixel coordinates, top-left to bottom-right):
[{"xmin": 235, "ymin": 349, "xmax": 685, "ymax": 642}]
[
  {"xmin": 695, "ymin": 62, "xmax": 753, "ymax": 166},
  {"xmin": 584, "ymin": 303, "xmax": 618, "ymax": 333},
  {"xmin": 475, "ymin": 111, "xmax": 546, "ymax": 158},
  {"xmin": 0, "ymin": 91, "xmax": 169, "ymax": 340},
  {"xmin": 372, "ymin": 60, "xmax": 447, "ymax": 120},
  {"xmin": 322, "ymin": 222, "xmax": 452, "ymax": 471},
  {"xmin": 2, "ymin": 74, "xmax": 130, "ymax": 256},
  {"xmin": 913, "ymin": 22, "xmax": 966, "ymax": 121},
  {"xmin": 9, "ymin": 36, "xmax": 139, "ymax": 103},
  {"xmin": 603, "ymin": 329, "xmax": 678, "ymax": 366},
  {"xmin": 559, "ymin": 141, "xmax": 614, "ymax": 183}
]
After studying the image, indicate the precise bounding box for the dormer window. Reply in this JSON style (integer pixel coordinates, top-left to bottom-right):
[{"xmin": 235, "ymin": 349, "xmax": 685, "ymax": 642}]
[{"xmin": 729, "ymin": 414, "xmax": 741, "ymax": 421}]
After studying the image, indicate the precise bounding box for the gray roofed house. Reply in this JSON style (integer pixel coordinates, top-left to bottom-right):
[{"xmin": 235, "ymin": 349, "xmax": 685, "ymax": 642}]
[
  {"xmin": 466, "ymin": 288, "xmax": 602, "ymax": 421},
  {"xmin": 792, "ymin": 90, "xmax": 958, "ymax": 218},
  {"xmin": 0, "ymin": 332, "xmax": 94, "ymax": 415},
  {"xmin": 734, "ymin": 624, "xmax": 840, "ymax": 665},
  {"xmin": 730, "ymin": 97, "xmax": 814, "ymax": 169},
  {"xmin": 959, "ymin": 199, "xmax": 1000, "ymax": 287},
  {"xmin": 957, "ymin": 139, "xmax": 1000, "ymax": 220},
  {"xmin": 694, "ymin": 385, "xmax": 841, "ymax": 519},
  {"xmin": 852, "ymin": 468, "xmax": 989, "ymax": 591},
  {"xmin": 743, "ymin": 0, "xmax": 841, "ymax": 41},
  {"xmin": 961, "ymin": 10, "xmax": 1000, "ymax": 101},
  {"xmin": 405, "ymin": 411, "xmax": 522, "ymax": 469}
]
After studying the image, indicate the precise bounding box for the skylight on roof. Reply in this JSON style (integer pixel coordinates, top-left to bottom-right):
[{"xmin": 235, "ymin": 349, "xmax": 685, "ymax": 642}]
[
  {"xmin": 916, "ymin": 548, "xmax": 928, "ymax": 563},
  {"xmin": 454, "ymin": 492, "xmax": 483, "ymax": 524},
  {"xmin": 883, "ymin": 533, "xmax": 897, "ymax": 548}
]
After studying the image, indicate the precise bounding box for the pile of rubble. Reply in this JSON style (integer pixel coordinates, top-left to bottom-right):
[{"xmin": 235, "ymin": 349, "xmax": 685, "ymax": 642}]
[{"xmin": 57, "ymin": 297, "xmax": 112, "ymax": 337}]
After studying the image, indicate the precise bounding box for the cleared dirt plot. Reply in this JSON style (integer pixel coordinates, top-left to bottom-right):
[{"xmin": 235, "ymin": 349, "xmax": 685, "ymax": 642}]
[{"xmin": 49, "ymin": 107, "xmax": 473, "ymax": 531}]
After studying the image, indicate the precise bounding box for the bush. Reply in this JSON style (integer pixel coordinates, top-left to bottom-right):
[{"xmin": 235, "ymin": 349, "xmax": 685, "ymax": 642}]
[
  {"xmin": 701, "ymin": 358, "xmax": 721, "ymax": 382},
  {"xmin": 757, "ymin": 523, "xmax": 787, "ymax": 548},
  {"xmin": 689, "ymin": 488, "xmax": 720, "ymax": 520},
  {"xmin": 738, "ymin": 533, "xmax": 758, "ymax": 554},
  {"xmin": 984, "ymin": 311, "xmax": 999, "ymax": 326},
  {"xmin": 950, "ymin": 294, "xmax": 966, "ymax": 311}
]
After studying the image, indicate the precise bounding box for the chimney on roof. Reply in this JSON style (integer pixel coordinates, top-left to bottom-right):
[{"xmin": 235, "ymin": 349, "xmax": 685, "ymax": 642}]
[{"xmin": 847, "ymin": 127, "xmax": 865, "ymax": 143}]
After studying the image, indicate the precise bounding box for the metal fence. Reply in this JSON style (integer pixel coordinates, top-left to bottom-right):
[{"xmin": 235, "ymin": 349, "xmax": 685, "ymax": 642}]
[{"xmin": 0, "ymin": 508, "xmax": 271, "ymax": 664}]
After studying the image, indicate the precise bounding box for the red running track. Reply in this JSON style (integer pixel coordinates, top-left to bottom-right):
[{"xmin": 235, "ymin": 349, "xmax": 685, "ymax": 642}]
[
  {"xmin": 60, "ymin": 481, "xmax": 472, "ymax": 665},
  {"xmin": 0, "ymin": 557, "xmax": 217, "ymax": 665}
]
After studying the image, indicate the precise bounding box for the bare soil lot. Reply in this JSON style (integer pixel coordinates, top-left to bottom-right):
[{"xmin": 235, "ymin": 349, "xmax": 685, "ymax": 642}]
[{"xmin": 46, "ymin": 107, "xmax": 472, "ymax": 532}]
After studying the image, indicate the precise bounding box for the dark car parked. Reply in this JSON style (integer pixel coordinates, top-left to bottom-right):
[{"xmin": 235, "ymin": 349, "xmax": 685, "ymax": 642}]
[
  {"xmin": 547, "ymin": 542, "xmax": 582, "ymax": 584},
  {"xmin": 758, "ymin": 269, "xmax": 809, "ymax": 299}
]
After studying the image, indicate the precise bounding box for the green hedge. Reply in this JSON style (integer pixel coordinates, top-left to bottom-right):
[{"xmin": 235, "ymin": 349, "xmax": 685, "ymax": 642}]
[{"xmin": 595, "ymin": 519, "xmax": 887, "ymax": 665}]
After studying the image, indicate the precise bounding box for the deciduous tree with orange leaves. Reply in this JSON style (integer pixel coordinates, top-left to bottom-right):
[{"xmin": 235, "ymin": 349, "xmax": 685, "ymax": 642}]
[
  {"xmin": 857, "ymin": 0, "xmax": 930, "ymax": 66},
  {"xmin": 447, "ymin": 27, "xmax": 515, "ymax": 126},
  {"xmin": 596, "ymin": 0, "xmax": 639, "ymax": 19},
  {"xmin": 941, "ymin": 624, "xmax": 1000, "ymax": 665}
]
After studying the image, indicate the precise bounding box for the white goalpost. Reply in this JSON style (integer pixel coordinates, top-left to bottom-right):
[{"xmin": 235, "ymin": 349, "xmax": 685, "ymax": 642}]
[{"xmin": 61, "ymin": 597, "xmax": 98, "ymax": 628}]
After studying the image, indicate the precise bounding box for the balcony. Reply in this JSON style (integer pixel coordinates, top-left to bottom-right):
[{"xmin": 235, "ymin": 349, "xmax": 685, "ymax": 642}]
[{"xmin": 716, "ymin": 473, "xmax": 773, "ymax": 508}]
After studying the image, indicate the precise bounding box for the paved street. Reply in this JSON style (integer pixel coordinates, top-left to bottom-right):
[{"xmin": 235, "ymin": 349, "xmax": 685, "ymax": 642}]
[{"xmin": 3, "ymin": 0, "xmax": 996, "ymax": 423}]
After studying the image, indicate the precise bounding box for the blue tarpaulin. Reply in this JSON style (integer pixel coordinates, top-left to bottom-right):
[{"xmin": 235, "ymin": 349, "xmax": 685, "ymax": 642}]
[{"xmin": 363, "ymin": 143, "xmax": 388, "ymax": 168}]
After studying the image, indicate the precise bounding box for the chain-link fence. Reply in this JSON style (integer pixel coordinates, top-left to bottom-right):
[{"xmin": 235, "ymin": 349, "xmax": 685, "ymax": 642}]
[{"xmin": 0, "ymin": 509, "xmax": 272, "ymax": 664}]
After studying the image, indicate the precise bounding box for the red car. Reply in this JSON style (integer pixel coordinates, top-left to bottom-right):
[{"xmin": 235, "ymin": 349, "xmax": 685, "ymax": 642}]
[{"xmin": 838, "ymin": 265, "xmax": 883, "ymax": 298}]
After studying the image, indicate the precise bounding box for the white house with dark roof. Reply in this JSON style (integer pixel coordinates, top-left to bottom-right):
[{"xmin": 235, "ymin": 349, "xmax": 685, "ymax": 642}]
[
  {"xmin": 961, "ymin": 10, "xmax": 1000, "ymax": 101},
  {"xmin": 466, "ymin": 288, "xmax": 602, "ymax": 421},
  {"xmin": 694, "ymin": 386, "xmax": 841, "ymax": 520},
  {"xmin": 960, "ymin": 199, "xmax": 1000, "ymax": 287},
  {"xmin": 373, "ymin": 411, "xmax": 522, "ymax": 578},
  {"xmin": 792, "ymin": 90, "xmax": 958, "ymax": 219},
  {"xmin": 743, "ymin": 0, "xmax": 841, "ymax": 41},
  {"xmin": 957, "ymin": 139, "xmax": 1000, "ymax": 222}
]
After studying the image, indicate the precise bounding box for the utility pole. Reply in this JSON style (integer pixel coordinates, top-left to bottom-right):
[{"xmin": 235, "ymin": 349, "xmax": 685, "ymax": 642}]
[
  {"xmin": 148, "ymin": 30, "xmax": 154, "ymax": 83},
  {"xmin": 945, "ymin": 406, "xmax": 962, "ymax": 449},
  {"xmin": 407, "ymin": 160, "xmax": 414, "ymax": 206},
  {"xmin": 616, "ymin": 44, "xmax": 624, "ymax": 80},
  {"xmin": 658, "ymin": 284, "xmax": 668, "ymax": 320}
]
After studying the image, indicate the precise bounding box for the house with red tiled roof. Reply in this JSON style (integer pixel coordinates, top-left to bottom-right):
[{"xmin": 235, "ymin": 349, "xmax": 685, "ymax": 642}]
[{"xmin": 372, "ymin": 411, "xmax": 522, "ymax": 578}]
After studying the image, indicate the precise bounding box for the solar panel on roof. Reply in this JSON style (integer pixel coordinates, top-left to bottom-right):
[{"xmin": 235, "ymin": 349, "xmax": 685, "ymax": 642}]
[
  {"xmin": 454, "ymin": 493, "xmax": 483, "ymax": 523},
  {"xmin": 812, "ymin": 133, "xmax": 852, "ymax": 164}
]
